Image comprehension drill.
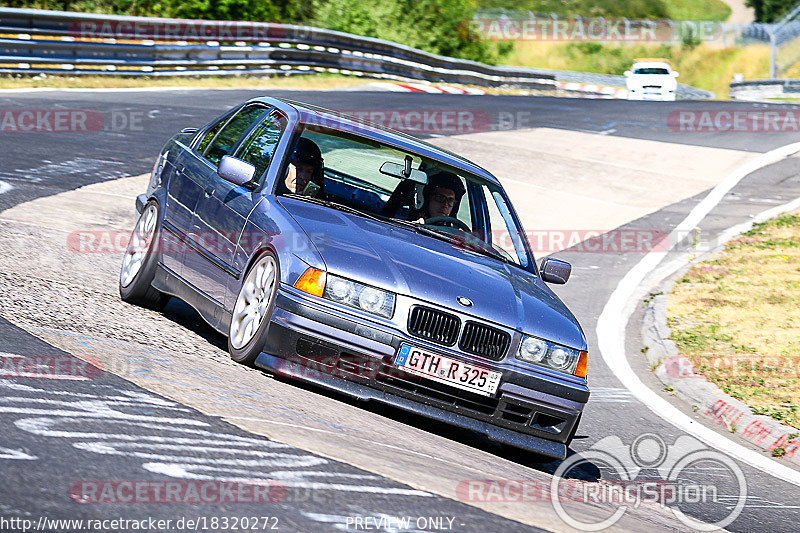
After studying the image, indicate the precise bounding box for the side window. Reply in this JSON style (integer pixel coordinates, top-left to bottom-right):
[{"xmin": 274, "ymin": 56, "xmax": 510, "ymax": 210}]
[
  {"xmin": 203, "ymin": 106, "xmax": 268, "ymax": 166},
  {"xmin": 195, "ymin": 114, "xmax": 229, "ymax": 154},
  {"xmin": 482, "ymin": 185, "xmax": 528, "ymax": 267},
  {"xmin": 232, "ymin": 112, "xmax": 287, "ymax": 183}
]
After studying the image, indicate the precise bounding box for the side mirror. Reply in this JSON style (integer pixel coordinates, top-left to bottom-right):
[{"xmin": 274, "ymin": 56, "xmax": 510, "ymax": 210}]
[
  {"xmin": 540, "ymin": 258, "xmax": 571, "ymax": 284},
  {"xmin": 218, "ymin": 155, "xmax": 256, "ymax": 187},
  {"xmin": 624, "ymin": 71, "xmax": 632, "ymax": 77},
  {"xmin": 672, "ymin": 71, "xmax": 680, "ymax": 77}
]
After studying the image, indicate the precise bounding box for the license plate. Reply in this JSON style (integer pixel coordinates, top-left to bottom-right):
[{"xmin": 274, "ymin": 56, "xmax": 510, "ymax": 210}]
[{"xmin": 393, "ymin": 343, "xmax": 501, "ymax": 397}]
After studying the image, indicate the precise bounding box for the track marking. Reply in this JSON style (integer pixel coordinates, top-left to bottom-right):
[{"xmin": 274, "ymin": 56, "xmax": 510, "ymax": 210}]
[
  {"xmin": 224, "ymin": 416, "xmax": 497, "ymax": 478},
  {"xmin": 597, "ymin": 141, "xmax": 800, "ymax": 487},
  {"xmin": 589, "ymin": 387, "xmax": 635, "ymax": 403},
  {"xmin": 0, "ymin": 447, "xmax": 36, "ymax": 460}
]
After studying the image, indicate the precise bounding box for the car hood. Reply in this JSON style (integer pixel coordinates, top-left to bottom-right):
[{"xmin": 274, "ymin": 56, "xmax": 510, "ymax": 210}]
[{"xmin": 278, "ymin": 198, "xmax": 586, "ymax": 350}]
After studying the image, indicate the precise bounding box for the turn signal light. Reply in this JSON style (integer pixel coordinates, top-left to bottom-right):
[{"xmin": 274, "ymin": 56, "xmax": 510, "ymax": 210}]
[
  {"xmin": 574, "ymin": 351, "xmax": 588, "ymax": 379},
  {"xmin": 294, "ymin": 267, "xmax": 326, "ymax": 297}
]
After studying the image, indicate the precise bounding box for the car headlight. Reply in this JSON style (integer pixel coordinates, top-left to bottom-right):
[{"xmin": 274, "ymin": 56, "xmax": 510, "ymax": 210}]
[
  {"xmin": 517, "ymin": 335, "xmax": 588, "ymax": 378},
  {"xmin": 324, "ymin": 275, "xmax": 395, "ymax": 318}
]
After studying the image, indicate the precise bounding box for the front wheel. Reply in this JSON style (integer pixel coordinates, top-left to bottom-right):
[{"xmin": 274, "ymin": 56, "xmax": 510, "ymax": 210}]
[
  {"xmin": 119, "ymin": 201, "xmax": 169, "ymax": 310},
  {"xmin": 228, "ymin": 252, "xmax": 279, "ymax": 365}
]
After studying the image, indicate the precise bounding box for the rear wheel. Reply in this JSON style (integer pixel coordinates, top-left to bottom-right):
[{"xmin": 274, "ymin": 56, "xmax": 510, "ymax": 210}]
[
  {"xmin": 119, "ymin": 202, "xmax": 169, "ymax": 310},
  {"xmin": 228, "ymin": 252, "xmax": 279, "ymax": 365}
]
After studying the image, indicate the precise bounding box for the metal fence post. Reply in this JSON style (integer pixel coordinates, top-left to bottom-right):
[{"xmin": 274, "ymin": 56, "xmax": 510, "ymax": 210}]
[{"xmin": 770, "ymin": 29, "xmax": 778, "ymax": 78}]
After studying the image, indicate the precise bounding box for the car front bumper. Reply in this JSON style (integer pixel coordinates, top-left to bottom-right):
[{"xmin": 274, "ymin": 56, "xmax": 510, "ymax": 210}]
[
  {"xmin": 255, "ymin": 286, "xmax": 589, "ymax": 460},
  {"xmin": 627, "ymin": 89, "xmax": 675, "ymax": 101}
]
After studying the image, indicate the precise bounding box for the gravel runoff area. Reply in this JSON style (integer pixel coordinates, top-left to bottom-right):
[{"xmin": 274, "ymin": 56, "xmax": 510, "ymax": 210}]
[
  {"xmin": 0, "ymin": 175, "xmax": 236, "ymax": 368},
  {"xmin": 639, "ymin": 209, "xmax": 800, "ymax": 467},
  {"xmin": 0, "ymin": 174, "xmax": 696, "ymax": 532}
]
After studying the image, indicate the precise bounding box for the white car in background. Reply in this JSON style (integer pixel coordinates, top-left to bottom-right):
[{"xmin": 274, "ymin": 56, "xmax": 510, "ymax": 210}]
[{"xmin": 624, "ymin": 59, "xmax": 679, "ymax": 101}]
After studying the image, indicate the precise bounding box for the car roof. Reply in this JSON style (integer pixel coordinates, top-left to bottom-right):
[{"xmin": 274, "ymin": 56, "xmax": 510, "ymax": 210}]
[
  {"xmin": 245, "ymin": 96, "xmax": 500, "ymax": 184},
  {"xmin": 632, "ymin": 62, "xmax": 671, "ymax": 68}
]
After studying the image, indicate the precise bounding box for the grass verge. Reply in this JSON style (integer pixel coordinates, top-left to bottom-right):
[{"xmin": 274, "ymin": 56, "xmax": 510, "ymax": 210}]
[
  {"xmin": 667, "ymin": 211, "xmax": 800, "ymax": 429},
  {"xmin": 505, "ymin": 42, "xmax": 770, "ymax": 98},
  {"xmin": 0, "ymin": 73, "xmax": 371, "ymax": 90},
  {"xmin": 663, "ymin": 0, "xmax": 732, "ymax": 22}
]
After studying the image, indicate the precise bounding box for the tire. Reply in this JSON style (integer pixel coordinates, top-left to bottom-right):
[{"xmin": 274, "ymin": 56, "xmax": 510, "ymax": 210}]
[
  {"xmin": 228, "ymin": 251, "xmax": 280, "ymax": 366},
  {"xmin": 119, "ymin": 201, "xmax": 170, "ymax": 311}
]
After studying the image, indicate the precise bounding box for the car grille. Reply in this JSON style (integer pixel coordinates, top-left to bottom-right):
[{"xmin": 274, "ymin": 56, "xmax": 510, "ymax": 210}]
[
  {"xmin": 459, "ymin": 321, "xmax": 511, "ymax": 361},
  {"xmin": 407, "ymin": 306, "xmax": 460, "ymax": 346}
]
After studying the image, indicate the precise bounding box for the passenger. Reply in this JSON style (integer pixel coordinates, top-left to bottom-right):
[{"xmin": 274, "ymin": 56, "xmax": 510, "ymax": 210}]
[
  {"xmin": 279, "ymin": 137, "xmax": 324, "ymax": 196},
  {"xmin": 381, "ymin": 170, "xmax": 465, "ymax": 223}
]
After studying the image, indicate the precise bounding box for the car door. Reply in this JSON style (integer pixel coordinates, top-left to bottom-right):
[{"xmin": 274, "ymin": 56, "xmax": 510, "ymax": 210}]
[
  {"xmin": 160, "ymin": 114, "xmax": 227, "ymax": 276},
  {"xmin": 182, "ymin": 105, "xmax": 283, "ymax": 306}
]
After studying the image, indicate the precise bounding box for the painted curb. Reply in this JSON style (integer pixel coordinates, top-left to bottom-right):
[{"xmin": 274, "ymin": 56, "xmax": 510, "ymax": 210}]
[
  {"xmin": 555, "ymin": 81, "xmax": 628, "ymax": 99},
  {"xmin": 370, "ymin": 82, "xmax": 487, "ymax": 95},
  {"xmin": 641, "ymin": 277, "xmax": 800, "ymax": 467}
]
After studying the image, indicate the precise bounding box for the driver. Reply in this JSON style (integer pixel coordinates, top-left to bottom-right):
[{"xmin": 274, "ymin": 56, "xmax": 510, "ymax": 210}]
[
  {"xmin": 278, "ymin": 137, "xmax": 324, "ymax": 196},
  {"xmin": 382, "ymin": 170, "xmax": 465, "ymax": 224}
]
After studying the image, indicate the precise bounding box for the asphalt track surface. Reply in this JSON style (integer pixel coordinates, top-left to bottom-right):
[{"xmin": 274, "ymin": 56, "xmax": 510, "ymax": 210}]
[{"xmin": 1, "ymin": 89, "xmax": 800, "ymax": 532}]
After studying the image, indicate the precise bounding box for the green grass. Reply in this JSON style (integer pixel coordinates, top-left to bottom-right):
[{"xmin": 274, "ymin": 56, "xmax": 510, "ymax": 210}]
[
  {"xmin": 668, "ymin": 210, "xmax": 800, "ymax": 430},
  {"xmin": 663, "ymin": 0, "xmax": 732, "ymax": 22}
]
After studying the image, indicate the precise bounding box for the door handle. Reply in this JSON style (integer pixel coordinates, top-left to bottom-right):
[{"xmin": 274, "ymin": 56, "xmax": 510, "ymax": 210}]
[{"xmin": 204, "ymin": 187, "xmax": 214, "ymax": 198}]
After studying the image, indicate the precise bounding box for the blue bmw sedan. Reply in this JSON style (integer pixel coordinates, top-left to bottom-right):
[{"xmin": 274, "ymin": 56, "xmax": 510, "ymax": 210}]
[{"xmin": 120, "ymin": 96, "xmax": 589, "ymax": 459}]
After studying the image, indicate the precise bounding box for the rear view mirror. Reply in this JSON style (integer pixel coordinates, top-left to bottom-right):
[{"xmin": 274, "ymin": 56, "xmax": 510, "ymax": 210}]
[
  {"xmin": 380, "ymin": 161, "xmax": 428, "ymax": 184},
  {"xmin": 218, "ymin": 155, "xmax": 256, "ymax": 187},
  {"xmin": 540, "ymin": 258, "xmax": 571, "ymax": 284}
]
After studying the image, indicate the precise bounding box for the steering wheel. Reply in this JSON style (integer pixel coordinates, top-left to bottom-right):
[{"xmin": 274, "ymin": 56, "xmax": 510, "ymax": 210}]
[{"xmin": 424, "ymin": 216, "xmax": 470, "ymax": 232}]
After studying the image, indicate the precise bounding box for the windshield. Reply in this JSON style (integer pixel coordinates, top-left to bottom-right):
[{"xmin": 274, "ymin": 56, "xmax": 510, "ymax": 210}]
[
  {"xmin": 275, "ymin": 125, "xmax": 533, "ymax": 270},
  {"xmin": 634, "ymin": 67, "xmax": 670, "ymax": 75}
]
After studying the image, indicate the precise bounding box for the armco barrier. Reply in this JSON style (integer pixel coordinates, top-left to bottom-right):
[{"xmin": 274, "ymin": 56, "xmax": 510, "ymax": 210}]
[
  {"xmin": 0, "ymin": 7, "xmax": 555, "ymax": 88},
  {"xmin": 730, "ymin": 79, "xmax": 800, "ymax": 100}
]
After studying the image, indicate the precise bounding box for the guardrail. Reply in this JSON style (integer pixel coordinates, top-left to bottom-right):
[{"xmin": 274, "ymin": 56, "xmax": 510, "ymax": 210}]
[
  {"xmin": 0, "ymin": 7, "xmax": 556, "ymax": 88},
  {"xmin": 729, "ymin": 78, "xmax": 800, "ymax": 99}
]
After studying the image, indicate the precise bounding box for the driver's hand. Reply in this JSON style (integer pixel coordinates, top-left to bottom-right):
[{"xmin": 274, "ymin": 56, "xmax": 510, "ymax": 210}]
[
  {"xmin": 414, "ymin": 217, "xmax": 425, "ymax": 224},
  {"xmin": 396, "ymin": 180, "xmax": 416, "ymax": 205}
]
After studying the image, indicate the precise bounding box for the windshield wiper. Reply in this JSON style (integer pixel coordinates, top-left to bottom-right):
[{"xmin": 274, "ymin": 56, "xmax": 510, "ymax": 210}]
[{"xmin": 285, "ymin": 194, "xmax": 387, "ymax": 224}]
